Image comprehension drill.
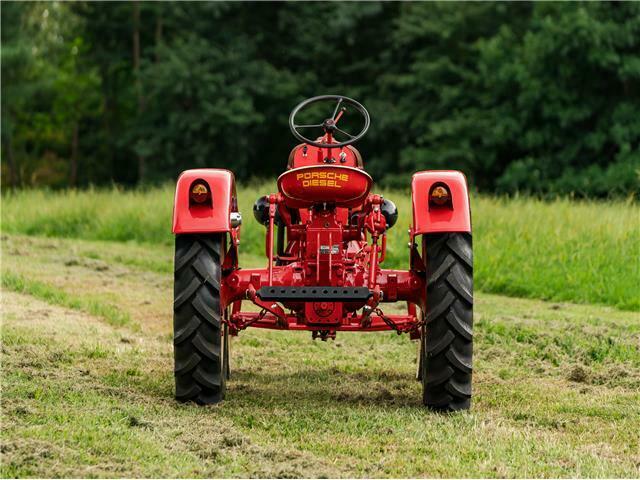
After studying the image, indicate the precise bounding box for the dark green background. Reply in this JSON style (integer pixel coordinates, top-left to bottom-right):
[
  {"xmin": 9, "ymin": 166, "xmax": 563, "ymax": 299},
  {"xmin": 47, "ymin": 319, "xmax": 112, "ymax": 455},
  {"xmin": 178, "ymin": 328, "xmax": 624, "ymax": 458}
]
[{"xmin": 2, "ymin": 2, "xmax": 638, "ymax": 197}]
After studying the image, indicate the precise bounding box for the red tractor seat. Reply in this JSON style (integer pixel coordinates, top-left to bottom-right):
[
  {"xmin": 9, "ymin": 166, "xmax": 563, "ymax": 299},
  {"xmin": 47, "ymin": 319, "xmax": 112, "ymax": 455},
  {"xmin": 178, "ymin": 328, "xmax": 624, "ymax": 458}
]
[{"xmin": 277, "ymin": 165, "xmax": 372, "ymax": 208}]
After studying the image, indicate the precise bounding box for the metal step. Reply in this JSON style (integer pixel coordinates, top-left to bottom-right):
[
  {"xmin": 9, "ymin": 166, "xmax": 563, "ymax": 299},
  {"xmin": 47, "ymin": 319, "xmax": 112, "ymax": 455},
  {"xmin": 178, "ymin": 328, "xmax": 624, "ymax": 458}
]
[{"xmin": 256, "ymin": 286, "xmax": 372, "ymax": 302}]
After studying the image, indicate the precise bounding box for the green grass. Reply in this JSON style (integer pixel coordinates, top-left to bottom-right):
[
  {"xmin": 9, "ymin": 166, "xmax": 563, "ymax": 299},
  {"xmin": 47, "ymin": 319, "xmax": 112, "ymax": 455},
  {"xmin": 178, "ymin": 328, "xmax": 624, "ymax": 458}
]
[
  {"xmin": 2, "ymin": 270, "xmax": 131, "ymax": 327},
  {"xmin": 2, "ymin": 184, "xmax": 639, "ymax": 309},
  {"xmin": 1, "ymin": 234, "xmax": 639, "ymax": 477}
]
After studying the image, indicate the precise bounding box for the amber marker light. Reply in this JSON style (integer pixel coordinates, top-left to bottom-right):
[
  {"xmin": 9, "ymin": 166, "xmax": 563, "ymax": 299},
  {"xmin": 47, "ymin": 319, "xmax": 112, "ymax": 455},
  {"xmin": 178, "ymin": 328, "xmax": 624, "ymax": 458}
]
[
  {"xmin": 430, "ymin": 185, "xmax": 450, "ymax": 206},
  {"xmin": 190, "ymin": 182, "xmax": 209, "ymax": 203}
]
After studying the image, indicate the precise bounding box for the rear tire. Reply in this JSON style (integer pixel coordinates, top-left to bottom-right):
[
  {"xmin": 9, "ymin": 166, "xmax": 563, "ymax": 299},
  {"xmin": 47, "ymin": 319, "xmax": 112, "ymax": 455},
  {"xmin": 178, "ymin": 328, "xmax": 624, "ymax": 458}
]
[
  {"xmin": 421, "ymin": 233, "xmax": 473, "ymax": 411},
  {"xmin": 173, "ymin": 234, "xmax": 227, "ymax": 404}
]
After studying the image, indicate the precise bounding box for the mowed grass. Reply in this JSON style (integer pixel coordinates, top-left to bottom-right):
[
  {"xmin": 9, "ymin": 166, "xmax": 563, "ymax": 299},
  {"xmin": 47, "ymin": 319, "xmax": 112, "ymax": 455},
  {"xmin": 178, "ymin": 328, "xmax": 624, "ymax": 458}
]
[
  {"xmin": 2, "ymin": 183, "xmax": 639, "ymax": 310},
  {"xmin": 1, "ymin": 234, "xmax": 639, "ymax": 477}
]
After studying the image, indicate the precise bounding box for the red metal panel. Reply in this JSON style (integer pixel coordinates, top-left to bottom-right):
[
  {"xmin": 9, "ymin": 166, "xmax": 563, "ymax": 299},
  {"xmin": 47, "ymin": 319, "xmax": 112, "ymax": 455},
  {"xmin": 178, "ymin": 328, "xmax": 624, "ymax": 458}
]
[
  {"xmin": 172, "ymin": 169, "xmax": 236, "ymax": 234},
  {"xmin": 411, "ymin": 170, "xmax": 471, "ymax": 234},
  {"xmin": 288, "ymin": 144, "xmax": 362, "ymax": 169},
  {"xmin": 278, "ymin": 165, "xmax": 372, "ymax": 208}
]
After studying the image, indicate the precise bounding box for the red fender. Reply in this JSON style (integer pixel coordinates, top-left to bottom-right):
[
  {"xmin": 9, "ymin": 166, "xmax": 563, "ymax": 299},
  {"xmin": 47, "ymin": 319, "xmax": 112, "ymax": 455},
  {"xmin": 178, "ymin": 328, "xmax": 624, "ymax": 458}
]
[
  {"xmin": 411, "ymin": 171, "xmax": 471, "ymax": 234},
  {"xmin": 172, "ymin": 169, "xmax": 237, "ymax": 234}
]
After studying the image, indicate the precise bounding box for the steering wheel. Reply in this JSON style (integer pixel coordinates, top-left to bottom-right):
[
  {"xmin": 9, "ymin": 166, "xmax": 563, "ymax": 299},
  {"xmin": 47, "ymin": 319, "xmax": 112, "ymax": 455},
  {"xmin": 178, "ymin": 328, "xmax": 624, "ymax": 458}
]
[{"xmin": 289, "ymin": 95, "xmax": 370, "ymax": 149}]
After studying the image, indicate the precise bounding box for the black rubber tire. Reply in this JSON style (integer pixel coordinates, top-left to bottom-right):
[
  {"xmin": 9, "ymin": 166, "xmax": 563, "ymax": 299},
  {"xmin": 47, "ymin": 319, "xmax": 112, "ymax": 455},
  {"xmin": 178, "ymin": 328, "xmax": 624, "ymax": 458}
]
[
  {"xmin": 173, "ymin": 234, "xmax": 227, "ymax": 404},
  {"xmin": 421, "ymin": 233, "xmax": 473, "ymax": 411},
  {"xmin": 224, "ymin": 321, "xmax": 230, "ymax": 380}
]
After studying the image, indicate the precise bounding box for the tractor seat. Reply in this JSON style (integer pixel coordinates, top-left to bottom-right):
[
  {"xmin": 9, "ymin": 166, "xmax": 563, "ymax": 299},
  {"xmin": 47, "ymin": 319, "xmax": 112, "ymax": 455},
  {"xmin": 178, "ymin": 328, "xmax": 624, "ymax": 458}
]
[{"xmin": 277, "ymin": 165, "xmax": 372, "ymax": 209}]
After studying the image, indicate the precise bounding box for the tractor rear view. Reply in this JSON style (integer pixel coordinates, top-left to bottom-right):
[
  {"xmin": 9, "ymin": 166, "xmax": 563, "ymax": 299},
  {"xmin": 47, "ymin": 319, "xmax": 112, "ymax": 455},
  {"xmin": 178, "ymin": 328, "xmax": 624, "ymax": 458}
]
[{"xmin": 171, "ymin": 95, "xmax": 473, "ymax": 411}]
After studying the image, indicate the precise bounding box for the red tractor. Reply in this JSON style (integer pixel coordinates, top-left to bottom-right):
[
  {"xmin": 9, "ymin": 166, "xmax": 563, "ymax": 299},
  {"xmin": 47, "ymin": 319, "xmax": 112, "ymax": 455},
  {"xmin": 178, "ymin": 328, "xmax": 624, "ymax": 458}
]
[{"xmin": 172, "ymin": 95, "xmax": 473, "ymax": 411}]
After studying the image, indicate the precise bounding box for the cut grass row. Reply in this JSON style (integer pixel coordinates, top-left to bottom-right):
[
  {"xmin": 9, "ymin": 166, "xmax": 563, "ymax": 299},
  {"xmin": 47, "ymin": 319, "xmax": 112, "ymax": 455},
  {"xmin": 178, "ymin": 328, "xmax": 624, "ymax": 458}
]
[
  {"xmin": 1, "ymin": 270, "xmax": 132, "ymax": 328},
  {"xmin": 2, "ymin": 183, "xmax": 639, "ymax": 310}
]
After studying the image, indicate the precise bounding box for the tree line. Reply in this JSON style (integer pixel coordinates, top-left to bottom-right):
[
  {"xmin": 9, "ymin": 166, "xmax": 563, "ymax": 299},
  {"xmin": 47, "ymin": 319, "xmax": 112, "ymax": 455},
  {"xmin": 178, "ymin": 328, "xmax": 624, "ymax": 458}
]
[{"xmin": 2, "ymin": 2, "xmax": 638, "ymax": 197}]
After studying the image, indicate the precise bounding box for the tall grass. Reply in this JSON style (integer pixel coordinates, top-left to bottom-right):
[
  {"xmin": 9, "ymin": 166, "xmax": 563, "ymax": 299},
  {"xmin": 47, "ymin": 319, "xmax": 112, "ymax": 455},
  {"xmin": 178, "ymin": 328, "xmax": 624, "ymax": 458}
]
[
  {"xmin": 1, "ymin": 186, "xmax": 175, "ymax": 244},
  {"xmin": 2, "ymin": 184, "xmax": 638, "ymax": 310}
]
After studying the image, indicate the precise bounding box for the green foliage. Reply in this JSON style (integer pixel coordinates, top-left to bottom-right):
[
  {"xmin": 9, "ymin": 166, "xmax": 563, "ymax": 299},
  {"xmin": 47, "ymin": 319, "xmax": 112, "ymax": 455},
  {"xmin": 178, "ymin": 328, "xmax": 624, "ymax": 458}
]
[
  {"xmin": 2, "ymin": 185, "xmax": 639, "ymax": 310},
  {"xmin": 136, "ymin": 31, "xmax": 286, "ymax": 180},
  {"xmin": 2, "ymin": 2, "xmax": 638, "ymax": 196},
  {"xmin": 378, "ymin": 2, "xmax": 640, "ymax": 197},
  {"xmin": 482, "ymin": 3, "xmax": 640, "ymax": 197},
  {"xmin": 1, "ymin": 3, "xmax": 102, "ymax": 187}
]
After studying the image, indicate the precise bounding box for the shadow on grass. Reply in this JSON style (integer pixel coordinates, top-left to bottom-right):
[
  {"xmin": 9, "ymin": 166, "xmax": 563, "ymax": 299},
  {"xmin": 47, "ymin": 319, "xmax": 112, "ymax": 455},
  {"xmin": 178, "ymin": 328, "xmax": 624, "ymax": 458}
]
[
  {"xmin": 228, "ymin": 368, "xmax": 423, "ymax": 408},
  {"xmin": 120, "ymin": 363, "xmax": 424, "ymax": 411}
]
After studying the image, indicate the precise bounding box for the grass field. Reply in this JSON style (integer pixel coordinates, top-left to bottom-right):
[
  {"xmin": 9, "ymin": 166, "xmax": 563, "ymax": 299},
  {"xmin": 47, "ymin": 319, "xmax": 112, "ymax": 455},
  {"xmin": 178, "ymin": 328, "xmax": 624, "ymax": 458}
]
[
  {"xmin": 2, "ymin": 184, "xmax": 639, "ymax": 310},
  {"xmin": 1, "ymin": 186, "xmax": 639, "ymax": 477},
  {"xmin": 1, "ymin": 234, "xmax": 639, "ymax": 477}
]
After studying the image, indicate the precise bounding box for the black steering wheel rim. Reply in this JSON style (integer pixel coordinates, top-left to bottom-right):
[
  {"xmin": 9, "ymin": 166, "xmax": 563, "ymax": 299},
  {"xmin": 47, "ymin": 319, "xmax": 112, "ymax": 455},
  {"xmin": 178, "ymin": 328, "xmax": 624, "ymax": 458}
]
[{"xmin": 289, "ymin": 95, "xmax": 370, "ymax": 149}]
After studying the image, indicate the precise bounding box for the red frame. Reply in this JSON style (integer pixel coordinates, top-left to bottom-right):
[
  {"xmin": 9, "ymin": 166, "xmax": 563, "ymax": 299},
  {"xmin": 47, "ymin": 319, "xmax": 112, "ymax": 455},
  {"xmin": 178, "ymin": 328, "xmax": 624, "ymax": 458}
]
[{"xmin": 173, "ymin": 130, "xmax": 471, "ymax": 338}]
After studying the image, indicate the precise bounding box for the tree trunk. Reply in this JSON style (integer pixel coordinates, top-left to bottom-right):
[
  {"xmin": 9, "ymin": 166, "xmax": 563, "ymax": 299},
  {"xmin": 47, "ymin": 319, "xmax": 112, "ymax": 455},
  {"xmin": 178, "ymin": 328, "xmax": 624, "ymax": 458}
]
[
  {"xmin": 132, "ymin": 0, "xmax": 145, "ymax": 183},
  {"xmin": 69, "ymin": 122, "xmax": 79, "ymax": 186},
  {"xmin": 155, "ymin": 7, "xmax": 163, "ymax": 63},
  {"xmin": 2, "ymin": 133, "xmax": 20, "ymax": 188}
]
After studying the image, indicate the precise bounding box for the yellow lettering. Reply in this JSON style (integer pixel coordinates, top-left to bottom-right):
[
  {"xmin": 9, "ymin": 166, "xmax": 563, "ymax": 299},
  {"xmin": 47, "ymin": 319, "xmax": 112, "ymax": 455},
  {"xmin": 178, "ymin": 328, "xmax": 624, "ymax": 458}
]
[{"xmin": 297, "ymin": 170, "xmax": 351, "ymax": 189}]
